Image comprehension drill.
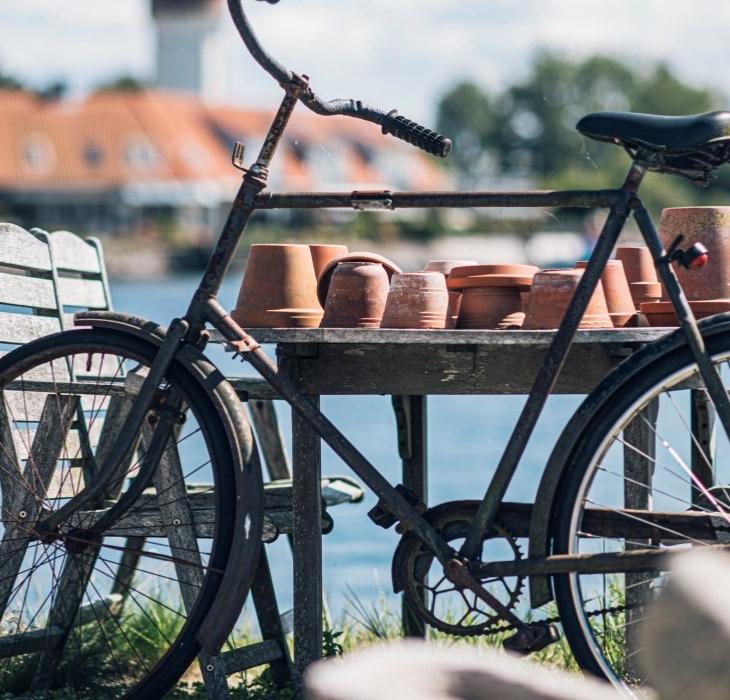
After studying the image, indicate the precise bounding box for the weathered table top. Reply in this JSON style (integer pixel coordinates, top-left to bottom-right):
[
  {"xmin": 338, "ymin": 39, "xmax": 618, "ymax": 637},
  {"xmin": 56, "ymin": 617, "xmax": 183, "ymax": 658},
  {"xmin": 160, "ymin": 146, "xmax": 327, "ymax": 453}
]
[{"xmin": 215, "ymin": 327, "xmax": 673, "ymax": 395}]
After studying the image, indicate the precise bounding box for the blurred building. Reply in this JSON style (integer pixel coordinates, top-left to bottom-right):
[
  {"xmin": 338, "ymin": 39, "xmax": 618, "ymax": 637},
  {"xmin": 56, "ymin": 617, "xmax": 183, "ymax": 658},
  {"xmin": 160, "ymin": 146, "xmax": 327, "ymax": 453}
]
[
  {"xmin": 0, "ymin": 88, "xmax": 447, "ymax": 238},
  {"xmin": 152, "ymin": 0, "xmax": 228, "ymax": 102},
  {"xmin": 0, "ymin": 0, "xmax": 448, "ymax": 239}
]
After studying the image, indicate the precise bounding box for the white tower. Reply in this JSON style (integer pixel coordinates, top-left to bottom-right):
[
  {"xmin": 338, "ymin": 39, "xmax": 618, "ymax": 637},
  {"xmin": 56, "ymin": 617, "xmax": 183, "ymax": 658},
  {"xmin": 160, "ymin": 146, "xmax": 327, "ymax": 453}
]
[{"xmin": 152, "ymin": 0, "xmax": 228, "ymax": 102}]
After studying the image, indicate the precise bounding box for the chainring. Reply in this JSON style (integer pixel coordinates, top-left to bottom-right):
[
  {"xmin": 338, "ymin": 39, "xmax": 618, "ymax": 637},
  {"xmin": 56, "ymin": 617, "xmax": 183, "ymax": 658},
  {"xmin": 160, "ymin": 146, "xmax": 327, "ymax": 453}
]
[{"xmin": 395, "ymin": 501, "xmax": 525, "ymax": 636}]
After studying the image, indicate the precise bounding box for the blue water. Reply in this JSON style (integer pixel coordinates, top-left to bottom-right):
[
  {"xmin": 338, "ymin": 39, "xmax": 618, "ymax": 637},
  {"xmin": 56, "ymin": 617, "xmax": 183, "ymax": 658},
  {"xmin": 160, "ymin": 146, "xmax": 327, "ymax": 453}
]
[{"xmin": 110, "ymin": 274, "xmax": 582, "ymax": 619}]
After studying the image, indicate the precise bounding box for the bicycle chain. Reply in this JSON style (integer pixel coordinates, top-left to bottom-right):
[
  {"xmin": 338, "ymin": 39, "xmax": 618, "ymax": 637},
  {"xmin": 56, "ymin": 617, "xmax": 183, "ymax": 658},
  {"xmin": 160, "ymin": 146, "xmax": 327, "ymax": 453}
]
[{"xmin": 479, "ymin": 602, "xmax": 632, "ymax": 638}]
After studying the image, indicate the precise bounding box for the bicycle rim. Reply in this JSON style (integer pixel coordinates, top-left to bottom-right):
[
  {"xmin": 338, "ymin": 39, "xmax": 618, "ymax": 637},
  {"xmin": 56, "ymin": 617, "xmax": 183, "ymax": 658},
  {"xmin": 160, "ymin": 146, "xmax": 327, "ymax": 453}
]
[
  {"xmin": 553, "ymin": 335, "xmax": 730, "ymax": 695},
  {"xmin": 0, "ymin": 329, "xmax": 239, "ymax": 698}
]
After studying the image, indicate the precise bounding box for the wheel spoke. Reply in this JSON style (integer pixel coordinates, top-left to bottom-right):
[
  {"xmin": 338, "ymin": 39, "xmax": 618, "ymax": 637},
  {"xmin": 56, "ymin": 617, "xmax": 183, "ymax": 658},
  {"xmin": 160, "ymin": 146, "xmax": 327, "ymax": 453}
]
[{"xmin": 0, "ymin": 338, "xmax": 247, "ymax": 697}]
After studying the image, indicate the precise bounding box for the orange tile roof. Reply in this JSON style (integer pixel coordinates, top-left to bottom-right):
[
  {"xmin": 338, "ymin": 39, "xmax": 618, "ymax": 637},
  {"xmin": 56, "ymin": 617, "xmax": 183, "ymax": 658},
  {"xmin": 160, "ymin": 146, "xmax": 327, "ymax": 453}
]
[{"xmin": 0, "ymin": 88, "xmax": 449, "ymax": 194}]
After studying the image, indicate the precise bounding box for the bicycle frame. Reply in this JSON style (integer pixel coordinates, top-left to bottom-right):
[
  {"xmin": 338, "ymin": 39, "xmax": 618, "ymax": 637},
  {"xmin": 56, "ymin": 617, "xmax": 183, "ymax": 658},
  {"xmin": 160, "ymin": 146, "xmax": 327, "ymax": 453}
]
[
  {"xmin": 43, "ymin": 76, "xmax": 730, "ymax": 600},
  {"xmin": 38, "ymin": 13, "xmax": 730, "ymax": 645}
]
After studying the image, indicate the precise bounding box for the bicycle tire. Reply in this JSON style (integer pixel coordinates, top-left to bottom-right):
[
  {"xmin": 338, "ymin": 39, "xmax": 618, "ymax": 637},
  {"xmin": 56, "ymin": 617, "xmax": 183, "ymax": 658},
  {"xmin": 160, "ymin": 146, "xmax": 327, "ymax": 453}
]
[
  {"xmin": 0, "ymin": 328, "xmax": 258, "ymax": 698},
  {"xmin": 552, "ymin": 328, "xmax": 730, "ymax": 694}
]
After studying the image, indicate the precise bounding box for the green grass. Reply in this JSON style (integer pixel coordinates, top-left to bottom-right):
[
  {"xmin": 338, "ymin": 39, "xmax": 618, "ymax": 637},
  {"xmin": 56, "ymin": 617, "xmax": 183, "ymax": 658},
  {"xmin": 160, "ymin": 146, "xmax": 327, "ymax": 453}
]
[{"xmin": 0, "ymin": 579, "xmax": 640, "ymax": 698}]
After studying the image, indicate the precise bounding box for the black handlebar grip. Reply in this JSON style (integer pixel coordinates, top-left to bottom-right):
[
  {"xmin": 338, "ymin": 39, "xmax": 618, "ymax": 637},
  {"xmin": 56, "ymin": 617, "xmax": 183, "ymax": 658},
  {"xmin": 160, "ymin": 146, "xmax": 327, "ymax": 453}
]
[{"xmin": 381, "ymin": 110, "xmax": 452, "ymax": 158}]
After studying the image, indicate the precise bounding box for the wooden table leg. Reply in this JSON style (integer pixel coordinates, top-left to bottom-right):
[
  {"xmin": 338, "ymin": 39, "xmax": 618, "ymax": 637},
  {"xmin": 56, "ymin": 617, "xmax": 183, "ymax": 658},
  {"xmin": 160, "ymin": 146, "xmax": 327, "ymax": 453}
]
[
  {"xmin": 622, "ymin": 397, "xmax": 658, "ymax": 683},
  {"xmin": 691, "ymin": 388, "xmax": 716, "ymax": 506},
  {"xmin": 292, "ymin": 394, "xmax": 322, "ymax": 694},
  {"xmin": 392, "ymin": 395, "xmax": 428, "ymax": 638}
]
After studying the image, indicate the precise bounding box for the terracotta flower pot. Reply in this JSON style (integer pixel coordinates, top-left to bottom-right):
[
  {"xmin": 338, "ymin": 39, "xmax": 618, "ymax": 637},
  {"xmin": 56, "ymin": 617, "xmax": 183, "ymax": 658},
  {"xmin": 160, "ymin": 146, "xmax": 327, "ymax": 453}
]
[
  {"xmin": 309, "ymin": 244, "xmax": 349, "ymax": 280},
  {"xmin": 232, "ymin": 243, "xmax": 323, "ymax": 328},
  {"xmin": 423, "ymin": 259, "xmax": 479, "ymax": 275},
  {"xmin": 457, "ymin": 285, "xmax": 525, "ymax": 329},
  {"xmin": 629, "ymin": 281, "xmax": 663, "ymax": 307},
  {"xmin": 615, "ymin": 246, "xmax": 660, "ymax": 309},
  {"xmin": 522, "ymin": 269, "xmax": 612, "ymax": 330},
  {"xmin": 317, "ymin": 252, "xmax": 401, "ymax": 307},
  {"xmin": 320, "ymin": 262, "xmax": 389, "ymax": 328},
  {"xmin": 659, "ymin": 207, "xmax": 730, "ymax": 301},
  {"xmin": 448, "ymin": 264, "xmax": 539, "ymax": 289},
  {"xmin": 576, "ymin": 260, "xmax": 636, "ymax": 327},
  {"xmin": 380, "ymin": 272, "xmax": 449, "ymax": 329},
  {"xmin": 615, "ymin": 245, "xmax": 657, "ymax": 284},
  {"xmin": 640, "ymin": 299, "xmax": 730, "ymax": 327}
]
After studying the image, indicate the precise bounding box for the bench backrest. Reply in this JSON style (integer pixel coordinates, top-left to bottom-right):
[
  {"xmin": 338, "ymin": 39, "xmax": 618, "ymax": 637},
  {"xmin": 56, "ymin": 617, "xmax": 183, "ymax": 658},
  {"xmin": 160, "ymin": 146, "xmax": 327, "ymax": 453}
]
[{"xmin": 0, "ymin": 223, "xmax": 116, "ymax": 497}]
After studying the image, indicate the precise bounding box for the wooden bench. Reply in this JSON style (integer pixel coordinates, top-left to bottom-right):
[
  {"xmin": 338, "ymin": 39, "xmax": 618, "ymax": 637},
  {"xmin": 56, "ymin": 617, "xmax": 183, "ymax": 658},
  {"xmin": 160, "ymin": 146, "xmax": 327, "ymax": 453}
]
[{"xmin": 0, "ymin": 222, "xmax": 363, "ymax": 696}]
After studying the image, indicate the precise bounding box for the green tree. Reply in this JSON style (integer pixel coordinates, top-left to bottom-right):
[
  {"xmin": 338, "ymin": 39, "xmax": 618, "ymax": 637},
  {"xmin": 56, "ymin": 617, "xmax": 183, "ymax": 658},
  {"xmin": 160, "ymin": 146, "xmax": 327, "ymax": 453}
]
[
  {"xmin": 436, "ymin": 53, "xmax": 725, "ymax": 213},
  {"xmin": 0, "ymin": 73, "xmax": 24, "ymax": 90},
  {"xmin": 436, "ymin": 81, "xmax": 496, "ymax": 184},
  {"xmin": 95, "ymin": 75, "xmax": 146, "ymax": 92}
]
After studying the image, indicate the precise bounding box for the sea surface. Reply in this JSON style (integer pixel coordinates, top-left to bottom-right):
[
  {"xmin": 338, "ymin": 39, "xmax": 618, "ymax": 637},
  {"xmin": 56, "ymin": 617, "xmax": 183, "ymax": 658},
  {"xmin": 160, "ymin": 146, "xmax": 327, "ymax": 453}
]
[{"xmin": 110, "ymin": 274, "xmax": 583, "ymax": 621}]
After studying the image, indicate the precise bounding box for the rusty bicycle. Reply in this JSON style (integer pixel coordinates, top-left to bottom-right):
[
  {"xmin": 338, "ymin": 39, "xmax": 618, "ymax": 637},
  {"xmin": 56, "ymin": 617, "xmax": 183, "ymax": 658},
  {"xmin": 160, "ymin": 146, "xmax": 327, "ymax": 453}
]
[{"xmin": 3, "ymin": 0, "xmax": 730, "ymax": 696}]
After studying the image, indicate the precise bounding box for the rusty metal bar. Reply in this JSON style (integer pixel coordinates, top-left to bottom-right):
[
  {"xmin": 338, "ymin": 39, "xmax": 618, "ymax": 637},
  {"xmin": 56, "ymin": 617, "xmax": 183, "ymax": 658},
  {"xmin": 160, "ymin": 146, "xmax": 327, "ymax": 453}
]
[
  {"xmin": 253, "ymin": 189, "xmax": 623, "ymax": 210},
  {"xmin": 471, "ymin": 543, "xmax": 730, "ymax": 578}
]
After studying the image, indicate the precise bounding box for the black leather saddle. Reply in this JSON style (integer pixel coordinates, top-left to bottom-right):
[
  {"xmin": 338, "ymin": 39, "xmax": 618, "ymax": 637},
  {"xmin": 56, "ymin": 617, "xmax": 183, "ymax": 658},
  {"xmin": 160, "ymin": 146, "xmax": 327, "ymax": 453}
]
[{"xmin": 576, "ymin": 110, "xmax": 730, "ymax": 181}]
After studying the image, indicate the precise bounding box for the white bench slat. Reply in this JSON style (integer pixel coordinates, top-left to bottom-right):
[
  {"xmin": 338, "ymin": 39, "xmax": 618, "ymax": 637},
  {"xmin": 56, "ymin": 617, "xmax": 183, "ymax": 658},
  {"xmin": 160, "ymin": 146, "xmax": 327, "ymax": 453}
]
[
  {"xmin": 0, "ymin": 224, "xmax": 52, "ymax": 271},
  {"xmin": 0, "ymin": 313, "xmax": 61, "ymax": 344},
  {"xmin": 49, "ymin": 231, "xmax": 101, "ymax": 274},
  {"xmin": 56, "ymin": 277, "xmax": 107, "ymax": 309},
  {"xmin": 4, "ymin": 391, "xmax": 114, "ymax": 423},
  {"xmin": 0, "ymin": 272, "xmax": 56, "ymax": 311}
]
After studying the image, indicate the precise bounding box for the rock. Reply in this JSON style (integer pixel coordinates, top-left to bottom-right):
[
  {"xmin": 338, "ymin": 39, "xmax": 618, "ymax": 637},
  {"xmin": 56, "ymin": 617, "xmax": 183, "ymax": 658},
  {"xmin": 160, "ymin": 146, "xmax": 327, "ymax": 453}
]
[
  {"xmin": 640, "ymin": 549, "xmax": 730, "ymax": 700},
  {"xmin": 306, "ymin": 640, "xmax": 624, "ymax": 700}
]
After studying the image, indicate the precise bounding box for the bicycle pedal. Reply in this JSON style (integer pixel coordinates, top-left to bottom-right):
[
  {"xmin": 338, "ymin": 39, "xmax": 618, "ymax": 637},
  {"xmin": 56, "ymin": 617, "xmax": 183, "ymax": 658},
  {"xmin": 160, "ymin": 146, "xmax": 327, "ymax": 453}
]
[{"xmin": 503, "ymin": 623, "xmax": 561, "ymax": 655}]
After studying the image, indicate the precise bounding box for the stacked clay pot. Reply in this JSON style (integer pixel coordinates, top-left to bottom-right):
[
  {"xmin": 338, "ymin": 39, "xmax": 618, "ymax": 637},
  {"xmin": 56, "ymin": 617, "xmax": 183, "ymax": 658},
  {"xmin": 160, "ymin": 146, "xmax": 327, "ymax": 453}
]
[
  {"xmin": 232, "ymin": 243, "xmax": 323, "ymax": 328},
  {"xmin": 641, "ymin": 207, "xmax": 730, "ymax": 326},
  {"xmin": 317, "ymin": 252, "xmax": 401, "ymax": 308},
  {"xmin": 576, "ymin": 259, "xmax": 636, "ymax": 327},
  {"xmin": 447, "ymin": 264, "xmax": 538, "ymax": 329},
  {"xmin": 523, "ymin": 269, "xmax": 612, "ymax": 330},
  {"xmin": 640, "ymin": 207, "xmax": 730, "ymax": 326},
  {"xmin": 660, "ymin": 207, "xmax": 730, "ymax": 300},
  {"xmin": 309, "ymin": 244, "xmax": 349, "ymax": 279},
  {"xmin": 422, "ymin": 259, "xmax": 478, "ymax": 328},
  {"xmin": 615, "ymin": 245, "xmax": 661, "ymax": 310},
  {"xmin": 321, "ymin": 262, "xmax": 390, "ymax": 328},
  {"xmin": 381, "ymin": 272, "xmax": 449, "ymax": 329}
]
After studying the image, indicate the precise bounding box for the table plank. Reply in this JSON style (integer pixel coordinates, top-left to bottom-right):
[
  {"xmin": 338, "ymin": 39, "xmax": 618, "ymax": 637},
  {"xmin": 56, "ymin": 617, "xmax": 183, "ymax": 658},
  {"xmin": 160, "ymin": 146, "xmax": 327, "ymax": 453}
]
[{"xmin": 210, "ymin": 327, "xmax": 671, "ymax": 346}]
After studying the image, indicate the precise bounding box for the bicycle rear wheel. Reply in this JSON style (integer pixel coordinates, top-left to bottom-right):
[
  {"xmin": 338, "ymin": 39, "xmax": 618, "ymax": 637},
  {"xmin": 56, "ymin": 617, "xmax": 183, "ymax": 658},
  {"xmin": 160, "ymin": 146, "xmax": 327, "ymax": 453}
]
[
  {"xmin": 0, "ymin": 328, "xmax": 255, "ymax": 698},
  {"xmin": 552, "ymin": 330, "xmax": 730, "ymax": 695}
]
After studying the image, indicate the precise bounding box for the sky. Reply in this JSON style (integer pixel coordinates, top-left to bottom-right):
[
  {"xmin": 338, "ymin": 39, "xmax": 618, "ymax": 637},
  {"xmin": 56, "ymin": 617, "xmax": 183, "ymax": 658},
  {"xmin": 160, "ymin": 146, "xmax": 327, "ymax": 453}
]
[{"xmin": 2, "ymin": 1, "xmax": 730, "ymax": 123}]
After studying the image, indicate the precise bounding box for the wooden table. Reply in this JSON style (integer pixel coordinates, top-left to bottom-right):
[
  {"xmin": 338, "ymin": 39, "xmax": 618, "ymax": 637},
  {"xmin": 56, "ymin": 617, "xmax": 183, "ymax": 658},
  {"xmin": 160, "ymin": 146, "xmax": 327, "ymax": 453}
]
[{"xmin": 222, "ymin": 327, "xmax": 675, "ymax": 688}]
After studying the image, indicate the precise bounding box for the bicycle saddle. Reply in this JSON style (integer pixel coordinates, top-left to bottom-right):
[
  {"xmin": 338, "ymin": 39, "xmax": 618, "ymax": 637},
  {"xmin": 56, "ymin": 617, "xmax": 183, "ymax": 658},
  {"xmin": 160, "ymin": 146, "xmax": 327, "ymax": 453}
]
[
  {"xmin": 577, "ymin": 111, "xmax": 730, "ymax": 151},
  {"xmin": 576, "ymin": 110, "xmax": 730, "ymax": 182}
]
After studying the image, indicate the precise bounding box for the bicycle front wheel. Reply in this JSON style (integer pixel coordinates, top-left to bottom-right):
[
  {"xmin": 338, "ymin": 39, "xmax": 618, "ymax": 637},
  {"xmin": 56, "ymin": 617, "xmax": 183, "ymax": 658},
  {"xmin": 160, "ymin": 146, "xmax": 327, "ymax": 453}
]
[
  {"xmin": 0, "ymin": 328, "xmax": 253, "ymax": 698},
  {"xmin": 552, "ymin": 329, "xmax": 730, "ymax": 695}
]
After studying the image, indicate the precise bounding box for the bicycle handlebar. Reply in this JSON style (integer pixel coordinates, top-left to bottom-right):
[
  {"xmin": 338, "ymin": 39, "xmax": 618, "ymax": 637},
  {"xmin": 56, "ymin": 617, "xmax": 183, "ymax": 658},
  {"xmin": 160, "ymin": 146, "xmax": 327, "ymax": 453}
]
[{"xmin": 228, "ymin": 0, "xmax": 452, "ymax": 158}]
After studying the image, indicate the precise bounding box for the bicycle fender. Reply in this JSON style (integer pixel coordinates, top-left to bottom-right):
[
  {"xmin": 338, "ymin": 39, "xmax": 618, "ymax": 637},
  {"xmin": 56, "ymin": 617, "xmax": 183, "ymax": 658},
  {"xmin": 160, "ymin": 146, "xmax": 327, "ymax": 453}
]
[
  {"xmin": 74, "ymin": 310, "xmax": 169, "ymax": 345},
  {"xmin": 528, "ymin": 312, "xmax": 730, "ymax": 607},
  {"xmin": 73, "ymin": 311, "xmax": 265, "ymax": 652}
]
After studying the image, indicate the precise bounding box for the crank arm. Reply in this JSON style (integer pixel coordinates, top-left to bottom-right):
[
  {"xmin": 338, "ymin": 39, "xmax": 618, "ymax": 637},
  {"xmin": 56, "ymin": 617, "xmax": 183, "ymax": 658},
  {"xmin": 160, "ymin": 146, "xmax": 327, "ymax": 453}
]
[
  {"xmin": 445, "ymin": 559, "xmax": 527, "ymax": 631},
  {"xmin": 470, "ymin": 543, "xmax": 730, "ymax": 578}
]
